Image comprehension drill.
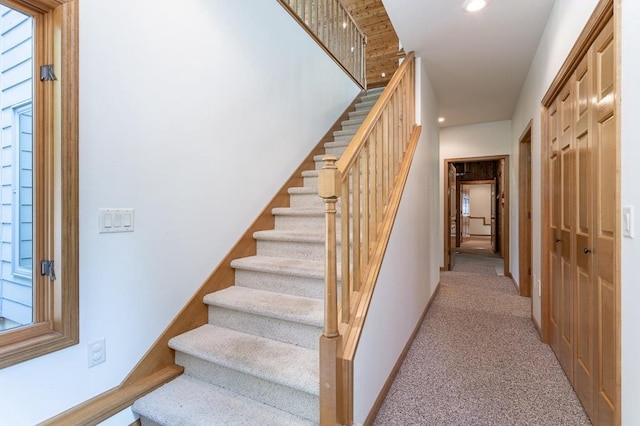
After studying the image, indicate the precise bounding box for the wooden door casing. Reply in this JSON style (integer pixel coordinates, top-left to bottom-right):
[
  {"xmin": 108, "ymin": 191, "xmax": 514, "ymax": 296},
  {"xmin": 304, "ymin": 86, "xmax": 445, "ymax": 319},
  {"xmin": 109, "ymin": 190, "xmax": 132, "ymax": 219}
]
[{"xmin": 448, "ymin": 164, "xmax": 457, "ymax": 270}]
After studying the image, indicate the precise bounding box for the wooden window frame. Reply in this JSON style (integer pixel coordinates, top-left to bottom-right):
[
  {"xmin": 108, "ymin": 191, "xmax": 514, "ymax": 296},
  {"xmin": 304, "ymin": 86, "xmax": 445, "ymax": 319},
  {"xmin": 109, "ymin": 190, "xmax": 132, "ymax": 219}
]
[{"xmin": 0, "ymin": 0, "xmax": 78, "ymax": 369}]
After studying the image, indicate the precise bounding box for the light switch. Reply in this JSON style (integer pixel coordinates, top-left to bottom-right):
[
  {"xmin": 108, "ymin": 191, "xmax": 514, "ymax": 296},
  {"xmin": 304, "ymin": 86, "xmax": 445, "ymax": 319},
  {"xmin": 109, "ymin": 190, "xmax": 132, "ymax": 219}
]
[
  {"xmin": 623, "ymin": 206, "xmax": 634, "ymax": 238},
  {"xmin": 99, "ymin": 208, "xmax": 134, "ymax": 233}
]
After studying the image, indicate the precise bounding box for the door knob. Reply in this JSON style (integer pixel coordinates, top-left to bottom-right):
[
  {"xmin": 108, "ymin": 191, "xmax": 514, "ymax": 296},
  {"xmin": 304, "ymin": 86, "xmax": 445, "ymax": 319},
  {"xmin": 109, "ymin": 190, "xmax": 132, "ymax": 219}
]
[
  {"xmin": 583, "ymin": 247, "xmax": 592, "ymax": 254},
  {"xmin": 555, "ymin": 238, "xmax": 561, "ymax": 243}
]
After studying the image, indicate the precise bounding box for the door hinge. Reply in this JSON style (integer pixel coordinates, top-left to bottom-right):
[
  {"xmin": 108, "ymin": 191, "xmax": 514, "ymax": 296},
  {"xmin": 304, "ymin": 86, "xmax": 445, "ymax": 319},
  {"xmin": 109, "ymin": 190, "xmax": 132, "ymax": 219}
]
[
  {"xmin": 41, "ymin": 260, "xmax": 56, "ymax": 281},
  {"xmin": 40, "ymin": 64, "xmax": 57, "ymax": 81},
  {"xmin": 528, "ymin": 268, "xmax": 531, "ymax": 275},
  {"xmin": 528, "ymin": 211, "xmax": 531, "ymax": 219}
]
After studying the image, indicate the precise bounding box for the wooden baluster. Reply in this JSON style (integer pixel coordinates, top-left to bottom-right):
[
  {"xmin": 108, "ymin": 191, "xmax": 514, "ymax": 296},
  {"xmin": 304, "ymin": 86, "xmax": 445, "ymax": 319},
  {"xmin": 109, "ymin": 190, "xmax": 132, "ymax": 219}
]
[
  {"xmin": 361, "ymin": 144, "xmax": 370, "ymax": 266},
  {"xmin": 341, "ymin": 174, "xmax": 351, "ymax": 324},
  {"xmin": 318, "ymin": 155, "xmax": 342, "ymax": 426},
  {"xmin": 352, "ymin": 156, "xmax": 361, "ymax": 292}
]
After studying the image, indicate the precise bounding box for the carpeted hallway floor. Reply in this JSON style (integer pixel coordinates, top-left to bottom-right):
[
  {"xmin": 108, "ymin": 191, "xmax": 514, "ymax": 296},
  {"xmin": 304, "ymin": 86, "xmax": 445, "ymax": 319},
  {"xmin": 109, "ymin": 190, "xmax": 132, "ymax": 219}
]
[{"xmin": 372, "ymin": 253, "xmax": 591, "ymax": 425}]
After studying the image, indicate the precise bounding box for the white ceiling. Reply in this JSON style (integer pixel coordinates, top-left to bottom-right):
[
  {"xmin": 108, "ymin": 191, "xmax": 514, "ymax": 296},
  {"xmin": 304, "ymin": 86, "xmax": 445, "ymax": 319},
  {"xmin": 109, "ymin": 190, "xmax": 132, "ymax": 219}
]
[{"xmin": 382, "ymin": 0, "xmax": 557, "ymax": 128}]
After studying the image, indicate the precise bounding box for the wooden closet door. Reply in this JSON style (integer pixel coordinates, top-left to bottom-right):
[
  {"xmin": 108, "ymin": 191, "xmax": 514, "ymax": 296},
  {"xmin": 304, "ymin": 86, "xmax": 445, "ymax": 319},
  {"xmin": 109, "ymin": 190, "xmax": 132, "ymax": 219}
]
[
  {"xmin": 558, "ymin": 83, "xmax": 575, "ymax": 381},
  {"xmin": 592, "ymin": 18, "xmax": 617, "ymax": 426},
  {"xmin": 547, "ymin": 100, "xmax": 561, "ymax": 355},
  {"xmin": 574, "ymin": 53, "xmax": 595, "ymax": 418}
]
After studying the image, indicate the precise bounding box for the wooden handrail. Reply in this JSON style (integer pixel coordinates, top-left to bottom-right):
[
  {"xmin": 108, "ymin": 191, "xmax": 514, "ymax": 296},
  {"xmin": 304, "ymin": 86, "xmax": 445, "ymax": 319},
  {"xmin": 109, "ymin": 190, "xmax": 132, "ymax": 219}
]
[
  {"xmin": 277, "ymin": 0, "xmax": 367, "ymax": 89},
  {"xmin": 318, "ymin": 52, "xmax": 418, "ymax": 425}
]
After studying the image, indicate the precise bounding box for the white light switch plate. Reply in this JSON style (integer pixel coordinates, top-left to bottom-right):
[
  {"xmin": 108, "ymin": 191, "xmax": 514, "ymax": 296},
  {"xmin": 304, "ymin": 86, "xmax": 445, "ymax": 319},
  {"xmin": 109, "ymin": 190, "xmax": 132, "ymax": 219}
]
[
  {"xmin": 623, "ymin": 206, "xmax": 634, "ymax": 238},
  {"xmin": 99, "ymin": 208, "xmax": 134, "ymax": 233}
]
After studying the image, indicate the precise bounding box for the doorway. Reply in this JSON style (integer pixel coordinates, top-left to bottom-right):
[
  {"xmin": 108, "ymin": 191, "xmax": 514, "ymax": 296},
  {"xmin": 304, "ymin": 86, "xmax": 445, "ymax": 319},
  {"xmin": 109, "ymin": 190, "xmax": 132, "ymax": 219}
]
[
  {"xmin": 444, "ymin": 155, "xmax": 510, "ymax": 277},
  {"xmin": 519, "ymin": 123, "xmax": 532, "ymax": 297}
]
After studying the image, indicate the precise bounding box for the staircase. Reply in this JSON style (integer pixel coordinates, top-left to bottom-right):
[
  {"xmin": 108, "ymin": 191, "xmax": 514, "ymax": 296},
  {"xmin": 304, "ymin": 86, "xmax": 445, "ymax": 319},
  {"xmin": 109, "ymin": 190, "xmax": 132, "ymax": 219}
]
[{"xmin": 132, "ymin": 87, "xmax": 384, "ymax": 425}]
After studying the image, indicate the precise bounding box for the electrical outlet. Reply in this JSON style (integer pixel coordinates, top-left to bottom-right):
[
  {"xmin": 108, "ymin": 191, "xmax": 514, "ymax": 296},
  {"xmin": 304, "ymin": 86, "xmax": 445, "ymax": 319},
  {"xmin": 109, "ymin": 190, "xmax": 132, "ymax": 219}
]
[{"xmin": 88, "ymin": 338, "xmax": 106, "ymax": 368}]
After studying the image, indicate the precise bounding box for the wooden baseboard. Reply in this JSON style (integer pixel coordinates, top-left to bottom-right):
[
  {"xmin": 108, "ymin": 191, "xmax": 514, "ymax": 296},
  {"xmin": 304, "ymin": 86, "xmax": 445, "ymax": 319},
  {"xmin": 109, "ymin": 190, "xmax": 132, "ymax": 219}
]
[
  {"xmin": 507, "ymin": 274, "xmax": 519, "ymax": 293},
  {"xmin": 532, "ymin": 314, "xmax": 542, "ymax": 340},
  {"xmin": 363, "ymin": 281, "xmax": 441, "ymax": 426}
]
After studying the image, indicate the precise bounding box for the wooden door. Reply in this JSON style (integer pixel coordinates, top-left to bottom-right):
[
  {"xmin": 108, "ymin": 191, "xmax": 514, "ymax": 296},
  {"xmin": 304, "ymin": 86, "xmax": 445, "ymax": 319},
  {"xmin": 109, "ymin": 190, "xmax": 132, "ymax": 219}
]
[
  {"xmin": 519, "ymin": 131, "xmax": 532, "ymax": 297},
  {"xmin": 558, "ymin": 83, "xmax": 575, "ymax": 382},
  {"xmin": 548, "ymin": 99, "xmax": 561, "ymax": 355},
  {"xmin": 448, "ymin": 164, "xmax": 457, "ymax": 270},
  {"xmin": 490, "ymin": 180, "xmax": 496, "ymax": 252},
  {"xmin": 591, "ymin": 18, "xmax": 616, "ymax": 425},
  {"xmin": 574, "ymin": 53, "xmax": 594, "ymax": 418}
]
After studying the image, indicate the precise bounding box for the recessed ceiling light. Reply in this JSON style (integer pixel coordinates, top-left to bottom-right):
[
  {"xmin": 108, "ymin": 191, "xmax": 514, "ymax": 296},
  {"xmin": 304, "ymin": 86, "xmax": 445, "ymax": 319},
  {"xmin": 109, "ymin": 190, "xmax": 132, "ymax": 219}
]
[
  {"xmin": 462, "ymin": 0, "xmax": 488, "ymax": 12},
  {"xmin": 381, "ymin": 72, "xmax": 386, "ymax": 78},
  {"xmin": 438, "ymin": 117, "xmax": 446, "ymax": 123}
]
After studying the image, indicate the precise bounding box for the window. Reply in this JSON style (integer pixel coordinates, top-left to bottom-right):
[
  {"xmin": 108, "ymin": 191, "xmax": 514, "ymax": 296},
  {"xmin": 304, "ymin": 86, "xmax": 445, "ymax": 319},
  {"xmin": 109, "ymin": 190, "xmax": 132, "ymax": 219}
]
[{"xmin": 0, "ymin": 0, "xmax": 78, "ymax": 369}]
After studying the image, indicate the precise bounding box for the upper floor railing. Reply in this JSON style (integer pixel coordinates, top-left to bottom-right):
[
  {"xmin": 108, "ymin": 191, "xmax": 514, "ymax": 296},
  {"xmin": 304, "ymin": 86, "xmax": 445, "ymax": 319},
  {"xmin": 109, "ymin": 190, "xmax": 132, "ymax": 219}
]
[{"xmin": 277, "ymin": 0, "xmax": 367, "ymax": 89}]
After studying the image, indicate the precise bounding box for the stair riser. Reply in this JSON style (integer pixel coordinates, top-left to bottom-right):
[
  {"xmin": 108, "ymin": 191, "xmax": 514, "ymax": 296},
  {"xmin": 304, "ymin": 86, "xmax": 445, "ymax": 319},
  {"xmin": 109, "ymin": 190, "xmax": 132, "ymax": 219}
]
[
  {"xmin": 274, "ymin": 214, "xmax": 327, "ymax": 231},
  {"xmin": 208, "ymin": 306, "xmax": 322, "ymax": 350},
  {"xmin": 303, "ymin": 175, "xmax": 318, "ymax": 189},
  {"xmin": 175, "ymin": 353, "xmax": 319, "ymax": 422},
  {"xmin": 349, "ymin": 110, "xmax": 368, "ymax": 119},
  {"xmin": 325, "ymin": 145, "xmax": 348, "ymax": 157},
  {"xmin": 289, "ymin": 193, "xmax": 347, "ymax": 209},
  {"xmin": 235, "ymin": 270, "xmax": 325, "ymax": 299},
  {"xmin": 256, "ymin": 238, "xmax": 328, "ymax": 260},
  {"xmin": 139, "ymin": 418, "xmax": 161, "ymax": 426},
  {"xmin": 355, "ymin": 101, "xmax": 376, "ymax": 110}
]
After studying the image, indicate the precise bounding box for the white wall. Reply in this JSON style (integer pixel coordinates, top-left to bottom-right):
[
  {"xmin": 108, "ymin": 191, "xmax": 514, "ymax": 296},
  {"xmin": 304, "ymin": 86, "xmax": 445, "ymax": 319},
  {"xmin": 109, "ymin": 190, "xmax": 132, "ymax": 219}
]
[
  {"xmin": 439, "ymin": 120, "xmax": 511, "ymax": 266},
  {"xmin": 511, "ymin": 0, "xmax": 600, "ymax": 328},
  {"xmin": 0, "ymin": 1, "xmax": 360, "ymax": 424},
  {"xmin": 353, "ymin": 58, "xmax": 441, "ymax": 423},
  {"xmin": 620, "ymin": 1, "xmax": 640, "ymax": 423},
  {"xmin": 467, "ymin": 184, "xmax": 492, "ymax": 235}
]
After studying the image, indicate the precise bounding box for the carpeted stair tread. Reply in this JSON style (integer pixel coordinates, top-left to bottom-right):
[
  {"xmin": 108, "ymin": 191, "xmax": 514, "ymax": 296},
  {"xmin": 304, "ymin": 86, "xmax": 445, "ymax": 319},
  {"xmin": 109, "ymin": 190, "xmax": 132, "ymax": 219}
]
[
  {"xmin": 254, "ymin": 229, "xmax": 325, "ymax": 243},
  {"xmin": 133, "ymin": 375, "xmax": 314, "ymax": 426},
  {"xmin": 272, "ymin": 207, "xmax": 325, "ymax": 217},
  {"xmin": 169, "ymin": 324, "xmax": 319, "ymax": 395},
  {"xmin": 231, "ymin": 255, "xmax": 325, "ymax": 279},
  {"xmin": 204, "ymin": 286, "xmax": 323, "ymax": 327}
]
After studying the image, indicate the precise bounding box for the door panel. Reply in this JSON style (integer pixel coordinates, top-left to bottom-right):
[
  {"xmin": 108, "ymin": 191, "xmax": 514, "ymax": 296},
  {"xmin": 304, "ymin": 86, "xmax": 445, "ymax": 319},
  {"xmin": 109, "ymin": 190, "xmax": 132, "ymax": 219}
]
[
  {"xmin": 558, "ymin": 84, "xmax": 574, "ymax": 381},
  {"xmin": 548, "ymin": 100, "xmax": 560, "ymax": 354},
  {"xmin": 574, "ymin": 54, "xmax": 594, "ymax": 418},
  {"xmin": 593, "ymin": 19, "xmax": 616, "ymax": 426}
]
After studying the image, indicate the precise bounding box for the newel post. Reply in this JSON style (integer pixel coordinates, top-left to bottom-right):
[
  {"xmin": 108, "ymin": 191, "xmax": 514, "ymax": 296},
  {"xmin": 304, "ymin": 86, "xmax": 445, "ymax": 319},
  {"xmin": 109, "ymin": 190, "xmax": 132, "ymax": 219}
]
[{"xmin": 318, "ymin": 155, "xmax": 342, "ymax": 425}]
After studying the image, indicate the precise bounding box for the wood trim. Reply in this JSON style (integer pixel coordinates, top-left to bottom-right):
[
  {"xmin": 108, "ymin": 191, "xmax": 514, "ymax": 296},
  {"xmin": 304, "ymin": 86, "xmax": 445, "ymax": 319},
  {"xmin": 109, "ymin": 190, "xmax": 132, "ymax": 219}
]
[
  {"xmin": 38, "ymin": 365, "xmax": 183, "ymax": 426},
  {"xmin": 0, "ymin": 0, "xmax": 79, "ymax": 369},
  {"xmin": 518, "ymin": 121, "xmax": 532, "ymax": 298},
  {"xmin": 363, "ymin": 281, "xmax": 441, "ymax": 426},
  {"xmin": 541, "ymin": 0, "xmax": 614, "ymax": 106},
  {"xmin": 532, "ymin": 315, "xmax": 542, "ymax": 340},
  {"xmin": 444, "ymin": 155, "xmax": 510, "ymax": 276},
  {"xmin": 614, "ymin": 3, "xmax": 622, "ymax": 426},
  {"xmin": 468, "ymin": 217, "xmax": 492, "ymax": 227}
]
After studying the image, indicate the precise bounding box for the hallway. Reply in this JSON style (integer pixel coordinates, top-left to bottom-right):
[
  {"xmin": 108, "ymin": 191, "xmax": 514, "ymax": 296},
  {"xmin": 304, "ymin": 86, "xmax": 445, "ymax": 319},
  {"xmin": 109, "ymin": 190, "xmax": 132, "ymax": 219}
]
[{"xmin": 373, "ymin": 253, "xmax": 591, "ymax": 425}]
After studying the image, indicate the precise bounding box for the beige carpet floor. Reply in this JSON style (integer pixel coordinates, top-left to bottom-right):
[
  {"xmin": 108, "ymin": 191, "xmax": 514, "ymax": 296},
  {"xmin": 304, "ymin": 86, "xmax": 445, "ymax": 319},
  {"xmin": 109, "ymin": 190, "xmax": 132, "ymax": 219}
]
[{"xmin": 372, "ymin": 253, "xmax": 591, "ymax": 425}]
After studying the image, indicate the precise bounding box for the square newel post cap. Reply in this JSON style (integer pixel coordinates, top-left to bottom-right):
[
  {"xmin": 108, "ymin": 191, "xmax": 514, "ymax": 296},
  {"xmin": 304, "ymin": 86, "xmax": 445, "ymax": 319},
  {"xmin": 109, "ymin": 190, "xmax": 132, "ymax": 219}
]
[{"xmin": 318, "ymin": 156, "xmax": 342, "ymax": 199}]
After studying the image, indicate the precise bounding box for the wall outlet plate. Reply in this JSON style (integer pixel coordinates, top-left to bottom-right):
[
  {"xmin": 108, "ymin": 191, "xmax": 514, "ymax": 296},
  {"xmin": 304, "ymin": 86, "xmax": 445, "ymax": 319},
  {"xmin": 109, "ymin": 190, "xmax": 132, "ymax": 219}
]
[{"xmin": 88, "ymin": 338, "xmax": 106, "ymax": 368}]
